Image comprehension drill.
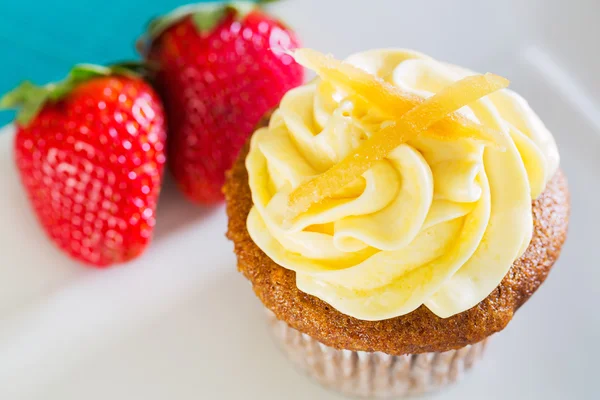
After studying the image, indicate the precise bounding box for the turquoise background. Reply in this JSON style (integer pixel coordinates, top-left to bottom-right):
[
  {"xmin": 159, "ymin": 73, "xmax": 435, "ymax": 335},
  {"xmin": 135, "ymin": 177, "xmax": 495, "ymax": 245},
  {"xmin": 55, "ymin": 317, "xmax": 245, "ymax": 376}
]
[{"xmin": 0, "ymin": 0, "xmax": 237, "ymax": 126}]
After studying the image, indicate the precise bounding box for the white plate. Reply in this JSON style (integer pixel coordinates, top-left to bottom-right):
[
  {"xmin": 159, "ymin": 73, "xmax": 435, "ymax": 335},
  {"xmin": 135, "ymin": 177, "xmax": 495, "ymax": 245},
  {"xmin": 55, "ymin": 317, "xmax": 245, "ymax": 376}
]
[{"xmin": 1, "ymin": 0, "xmax": 599, "ymax": 399}]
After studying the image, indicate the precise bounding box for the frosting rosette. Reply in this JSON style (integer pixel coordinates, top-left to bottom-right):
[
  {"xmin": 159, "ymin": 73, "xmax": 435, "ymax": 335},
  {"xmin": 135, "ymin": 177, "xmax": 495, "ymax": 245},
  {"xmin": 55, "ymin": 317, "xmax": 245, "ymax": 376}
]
[{"xmin": 245, "ymin": 49, "xmax": 560, "ymax": 321}]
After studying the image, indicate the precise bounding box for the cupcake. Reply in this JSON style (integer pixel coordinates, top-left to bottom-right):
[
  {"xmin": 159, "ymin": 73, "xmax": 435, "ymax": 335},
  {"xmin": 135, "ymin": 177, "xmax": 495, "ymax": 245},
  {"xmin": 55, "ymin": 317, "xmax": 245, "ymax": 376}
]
[{"xmin": 225, "ymin": 48, "xmax": 569, "ymax": 398}]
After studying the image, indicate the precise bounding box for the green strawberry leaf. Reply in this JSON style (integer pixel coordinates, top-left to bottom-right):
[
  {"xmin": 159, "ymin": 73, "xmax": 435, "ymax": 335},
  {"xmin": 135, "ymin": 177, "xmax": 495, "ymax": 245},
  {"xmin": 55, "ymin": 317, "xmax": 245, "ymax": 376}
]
[
  {"xmin": 228, "ymin": 1, "xmax": 258, "ymax": 19},
  {"xmin": 0, "ymin": 81, "xmax": 50, "ymax": 126},
  {"xmin": 192, "ymin": 6, "xmax": 228, "ymax": 33},
  {"xmin": 0, "ymin": 64, "xmax": 145, "ymax": 127},
  {"xmin": 144, "ymin": 0, "xmax": 280, "ymax": 46}
]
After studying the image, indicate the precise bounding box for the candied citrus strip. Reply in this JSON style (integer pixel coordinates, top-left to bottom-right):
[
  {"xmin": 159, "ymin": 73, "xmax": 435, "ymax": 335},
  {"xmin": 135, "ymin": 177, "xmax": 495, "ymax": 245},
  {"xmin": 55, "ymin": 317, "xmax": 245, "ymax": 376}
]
[
  {"xmin": 293, "ymin": 48, "xmax": 501, "ymax": 144},
  {"xmin": 287, "ymin": 69, "xmax": 509, "ymax": 220}
]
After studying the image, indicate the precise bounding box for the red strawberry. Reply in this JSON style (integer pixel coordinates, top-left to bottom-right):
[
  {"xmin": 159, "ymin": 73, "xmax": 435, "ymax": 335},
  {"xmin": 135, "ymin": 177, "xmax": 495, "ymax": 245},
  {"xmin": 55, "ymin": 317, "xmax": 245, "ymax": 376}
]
[
  {"xmin": 0, "ymin": 65, "xmax": 167, "ymax": 267},
  {"xmin": 141, "ymin": 0, "xmax": 304, "ymax": 204}
]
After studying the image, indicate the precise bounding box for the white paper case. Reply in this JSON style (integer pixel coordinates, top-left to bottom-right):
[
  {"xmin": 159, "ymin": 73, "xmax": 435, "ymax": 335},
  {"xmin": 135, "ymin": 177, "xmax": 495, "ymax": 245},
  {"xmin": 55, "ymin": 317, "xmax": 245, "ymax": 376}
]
[{"xmin": 266, "ymin": 311, "xmax": 488, "ymax": 398}]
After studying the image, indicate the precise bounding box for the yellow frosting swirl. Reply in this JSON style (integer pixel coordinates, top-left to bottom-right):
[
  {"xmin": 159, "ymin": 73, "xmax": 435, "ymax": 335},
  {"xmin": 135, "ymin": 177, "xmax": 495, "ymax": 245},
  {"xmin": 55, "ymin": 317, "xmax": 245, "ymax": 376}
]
[{"xmin": 246, "ymin": 49, "xmax": 560, "ymax": 320}]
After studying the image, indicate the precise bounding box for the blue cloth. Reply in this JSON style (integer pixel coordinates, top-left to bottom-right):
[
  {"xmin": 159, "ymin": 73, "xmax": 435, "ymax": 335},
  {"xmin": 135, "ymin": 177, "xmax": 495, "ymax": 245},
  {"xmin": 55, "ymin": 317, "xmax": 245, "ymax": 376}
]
[{"xmin": 0, "ymin": 0, "xmax": 238, "ymax": 126}]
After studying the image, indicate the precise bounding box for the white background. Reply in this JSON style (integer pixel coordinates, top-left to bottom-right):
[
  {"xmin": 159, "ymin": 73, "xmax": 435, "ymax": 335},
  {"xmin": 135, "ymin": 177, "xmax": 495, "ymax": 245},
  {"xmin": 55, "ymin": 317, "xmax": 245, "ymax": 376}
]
[{"xmin": 0, "ymin": 0, "xmax": 599, "ymax": 399}]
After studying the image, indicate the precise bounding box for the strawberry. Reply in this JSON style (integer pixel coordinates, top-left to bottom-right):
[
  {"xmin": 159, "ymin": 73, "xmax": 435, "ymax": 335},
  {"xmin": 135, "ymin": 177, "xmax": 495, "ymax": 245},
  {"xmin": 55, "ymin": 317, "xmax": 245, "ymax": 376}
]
[
  {"xmin": 141, "ymin": 0, "xmax": 304, "ymax": 204},
  {"xmin": 0, "ymin": 65, "xmax": 167, "ymax": 267}
]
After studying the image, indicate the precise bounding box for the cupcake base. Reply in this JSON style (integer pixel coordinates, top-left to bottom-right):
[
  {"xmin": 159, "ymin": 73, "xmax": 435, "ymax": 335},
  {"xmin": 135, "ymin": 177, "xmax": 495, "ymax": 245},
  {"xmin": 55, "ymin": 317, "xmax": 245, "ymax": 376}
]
[{"xmin": 266, "ymin": 311, "xmax": 488, "ymax": 398}]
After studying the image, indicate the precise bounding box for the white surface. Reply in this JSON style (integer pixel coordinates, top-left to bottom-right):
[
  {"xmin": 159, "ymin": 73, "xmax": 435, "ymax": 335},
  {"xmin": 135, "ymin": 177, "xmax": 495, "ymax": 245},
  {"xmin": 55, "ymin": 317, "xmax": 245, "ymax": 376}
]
[{"xmin": 1, "ymin": 0, "xmax": 599, "ymax": 399}]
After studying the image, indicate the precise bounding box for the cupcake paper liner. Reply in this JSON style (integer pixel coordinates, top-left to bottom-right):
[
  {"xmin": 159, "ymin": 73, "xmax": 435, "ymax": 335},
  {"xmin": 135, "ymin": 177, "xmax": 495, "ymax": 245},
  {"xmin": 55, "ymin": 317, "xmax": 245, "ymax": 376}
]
[{"xmin": 266, "ymin": 310, "xmax": 488, "ymax": 398}]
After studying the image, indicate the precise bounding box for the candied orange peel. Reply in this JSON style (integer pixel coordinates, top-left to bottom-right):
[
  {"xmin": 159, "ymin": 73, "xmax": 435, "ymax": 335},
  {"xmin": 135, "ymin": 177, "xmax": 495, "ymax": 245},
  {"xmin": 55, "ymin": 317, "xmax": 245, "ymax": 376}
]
[
  {"xmin": 287, "ymin": 48, "xmax": 509, "ymax": 220},
  {"xmin": 294, "ymin": 48, "xmax": 503, "ymax": 144}
]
